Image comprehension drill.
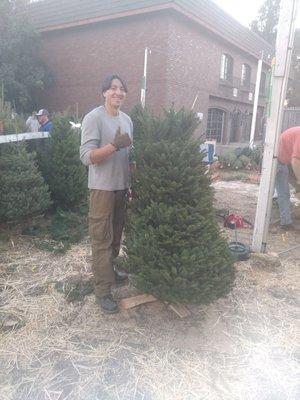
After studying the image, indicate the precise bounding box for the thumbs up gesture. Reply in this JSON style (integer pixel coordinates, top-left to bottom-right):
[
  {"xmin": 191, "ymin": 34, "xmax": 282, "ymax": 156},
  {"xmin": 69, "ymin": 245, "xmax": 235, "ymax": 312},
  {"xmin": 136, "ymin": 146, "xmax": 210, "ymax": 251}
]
[{"xmin": 112, "ymin": 127, "xmax": 132, "ymax": 150}]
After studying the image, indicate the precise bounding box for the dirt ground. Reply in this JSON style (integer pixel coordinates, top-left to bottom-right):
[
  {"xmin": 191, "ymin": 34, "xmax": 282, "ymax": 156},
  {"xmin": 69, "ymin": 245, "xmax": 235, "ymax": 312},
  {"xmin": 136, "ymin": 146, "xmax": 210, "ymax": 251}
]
[{"xmin": 0, "ymin": 181, "xmax": 299, "ymax": 400}]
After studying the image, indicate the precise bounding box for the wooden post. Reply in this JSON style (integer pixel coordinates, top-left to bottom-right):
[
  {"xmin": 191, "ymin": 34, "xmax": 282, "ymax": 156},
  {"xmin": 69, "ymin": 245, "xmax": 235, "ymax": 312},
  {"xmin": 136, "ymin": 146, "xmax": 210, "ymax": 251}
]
[{"xmin": 252, "ymin": 0, "xmax": 298, "ymax": 253}]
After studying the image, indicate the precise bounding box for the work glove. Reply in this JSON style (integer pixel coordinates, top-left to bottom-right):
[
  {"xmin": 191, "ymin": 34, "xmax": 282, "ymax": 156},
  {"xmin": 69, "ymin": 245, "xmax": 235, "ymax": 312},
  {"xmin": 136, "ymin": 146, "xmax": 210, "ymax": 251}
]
[{"xmin": 112, "ymin": 127, "xmax": 131, "ymax": 150}]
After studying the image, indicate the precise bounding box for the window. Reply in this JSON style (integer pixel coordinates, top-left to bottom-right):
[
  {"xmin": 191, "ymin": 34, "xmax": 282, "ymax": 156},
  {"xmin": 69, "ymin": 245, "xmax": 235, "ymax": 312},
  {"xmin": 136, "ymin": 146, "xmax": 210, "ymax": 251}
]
[
  {"xmin": 206, "ymin": 108, "xmax": 225, "ymax": 143},
  {"xmin": 220, "ymin": 54, "xmax": 233, "ymax": 82},
  {"xmin": 241, "ymin": 64, "xmax": 251, "ymax": 87}
]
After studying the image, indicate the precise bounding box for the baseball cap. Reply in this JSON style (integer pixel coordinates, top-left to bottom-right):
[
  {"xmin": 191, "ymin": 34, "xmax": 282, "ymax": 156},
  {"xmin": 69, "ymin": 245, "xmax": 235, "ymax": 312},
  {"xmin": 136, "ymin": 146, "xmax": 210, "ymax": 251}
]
[{"xmin": 36, "ymin": 109, "xmax": 49, "ymax": 116}]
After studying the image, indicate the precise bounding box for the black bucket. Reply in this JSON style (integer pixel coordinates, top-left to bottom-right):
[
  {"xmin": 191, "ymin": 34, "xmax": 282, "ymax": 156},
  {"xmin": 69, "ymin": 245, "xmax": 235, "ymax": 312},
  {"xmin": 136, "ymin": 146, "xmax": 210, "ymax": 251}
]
[{"xmin": 228, "ymin": 241, "xmax": 250, "ymax": 261}]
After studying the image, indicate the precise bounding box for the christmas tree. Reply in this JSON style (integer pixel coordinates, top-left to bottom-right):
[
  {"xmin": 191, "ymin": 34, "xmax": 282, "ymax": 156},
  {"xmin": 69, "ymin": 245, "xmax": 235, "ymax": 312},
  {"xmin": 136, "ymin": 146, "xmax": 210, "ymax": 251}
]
[
  {"xmin": 124, "ymin": 107, "xmax": 235, "ymax": 304},
  {"xmin": 0, "ymin": 142, "xmax": 51, "ymax": 222},
  {"xmin": 34, "ymin": 113, "xmax": 87, "ymax": 209}
]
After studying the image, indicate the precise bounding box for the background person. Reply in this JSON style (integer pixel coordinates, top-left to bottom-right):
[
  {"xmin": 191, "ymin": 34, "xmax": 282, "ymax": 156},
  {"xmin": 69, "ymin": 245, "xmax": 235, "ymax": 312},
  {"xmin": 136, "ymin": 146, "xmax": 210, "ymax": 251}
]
[
  {"xmin": 275, "ymin": 126, "xmax": 300, "ymax": 230},
  {"xmin": 26, "ymin": 111, "xmax": 40, "ymax": 132},
  {"xmin": 36, "ymin": 109, "xmax": 53, "ymax": 132}
]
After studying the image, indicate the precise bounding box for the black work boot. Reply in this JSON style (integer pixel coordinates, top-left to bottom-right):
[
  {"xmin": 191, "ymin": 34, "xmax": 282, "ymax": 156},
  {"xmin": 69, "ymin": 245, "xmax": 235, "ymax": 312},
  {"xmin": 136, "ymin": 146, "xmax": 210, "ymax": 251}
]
[
  {"xmin": 97, "ymin": 294, "xmax": 119, "ymax": 314},
  {"xmin": 113, "ymin": 265, "xmax": 128, "ymax": 284}
]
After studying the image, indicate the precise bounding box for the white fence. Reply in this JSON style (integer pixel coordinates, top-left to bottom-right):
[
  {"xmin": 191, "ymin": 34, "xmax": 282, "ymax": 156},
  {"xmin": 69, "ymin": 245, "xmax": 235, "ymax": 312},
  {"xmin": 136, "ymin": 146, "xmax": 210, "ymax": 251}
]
[{"xmin": 0, "ymin": 132, "xmax": 50, "ymax": 144}]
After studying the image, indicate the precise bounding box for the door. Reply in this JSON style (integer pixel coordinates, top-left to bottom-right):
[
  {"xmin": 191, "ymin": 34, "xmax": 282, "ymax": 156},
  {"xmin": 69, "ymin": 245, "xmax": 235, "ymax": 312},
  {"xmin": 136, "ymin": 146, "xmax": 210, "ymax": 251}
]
[{"xmin": 206, "ymin": 108, "xmax": 225, "ymax": 143}]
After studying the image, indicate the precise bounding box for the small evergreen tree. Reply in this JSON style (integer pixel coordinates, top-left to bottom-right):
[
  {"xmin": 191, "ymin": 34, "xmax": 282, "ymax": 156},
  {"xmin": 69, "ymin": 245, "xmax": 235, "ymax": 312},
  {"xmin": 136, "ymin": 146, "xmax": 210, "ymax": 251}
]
[
  {"xmin": 0, "ymin": 95, "xmax": 26, "ymax": 134},
  {"xmin": 0, "ymin": 142, "xmax": 51, "ymax": 222},
  {"xmin": 124, "ymin": 107, "xmax": 235, "ymax": 304},
  {"xmin": 34, "ymin": 113, "xmax": 87, "ymax": 209}
]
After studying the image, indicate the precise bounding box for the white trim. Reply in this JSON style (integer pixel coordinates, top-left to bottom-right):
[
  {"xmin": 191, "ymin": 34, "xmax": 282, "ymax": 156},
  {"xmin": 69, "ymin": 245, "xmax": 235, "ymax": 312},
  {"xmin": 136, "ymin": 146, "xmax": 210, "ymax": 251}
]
[{"xmin": 0, "ymin": 132, "xmax": 50, "ymax": 144}]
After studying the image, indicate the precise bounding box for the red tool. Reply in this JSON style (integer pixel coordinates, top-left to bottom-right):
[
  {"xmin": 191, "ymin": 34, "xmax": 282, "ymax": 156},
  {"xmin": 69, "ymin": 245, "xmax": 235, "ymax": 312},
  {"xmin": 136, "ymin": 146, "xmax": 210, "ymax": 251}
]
[{"xmin": 224, "ymin": 213, "xmax": 245, "ymax": 229}]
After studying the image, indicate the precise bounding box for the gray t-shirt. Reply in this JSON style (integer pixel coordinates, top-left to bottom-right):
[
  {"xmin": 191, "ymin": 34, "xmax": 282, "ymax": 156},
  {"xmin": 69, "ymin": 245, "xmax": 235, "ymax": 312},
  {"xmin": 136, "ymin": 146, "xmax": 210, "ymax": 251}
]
[{"xmin": 80, "ymin": 106, "xmax": 133, "ymax": 191}]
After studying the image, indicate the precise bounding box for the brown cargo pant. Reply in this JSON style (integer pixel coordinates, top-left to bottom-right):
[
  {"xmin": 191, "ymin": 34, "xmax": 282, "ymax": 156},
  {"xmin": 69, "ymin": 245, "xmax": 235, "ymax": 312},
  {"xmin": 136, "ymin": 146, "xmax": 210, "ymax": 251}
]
[{"xmin": 89, "ymin": 189, "xmax": 127, "ymax": 298}]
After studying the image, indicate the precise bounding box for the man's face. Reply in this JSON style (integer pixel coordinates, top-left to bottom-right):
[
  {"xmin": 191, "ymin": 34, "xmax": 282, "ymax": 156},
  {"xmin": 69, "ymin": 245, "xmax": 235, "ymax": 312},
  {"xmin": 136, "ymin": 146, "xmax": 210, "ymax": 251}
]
[
  {"xmin": 37, "ymin": 115, "xmax": 48, "ymax": 125},
  {"xmin": 103, "ymin": 78, "xmax": 126, "ymax": 109}
]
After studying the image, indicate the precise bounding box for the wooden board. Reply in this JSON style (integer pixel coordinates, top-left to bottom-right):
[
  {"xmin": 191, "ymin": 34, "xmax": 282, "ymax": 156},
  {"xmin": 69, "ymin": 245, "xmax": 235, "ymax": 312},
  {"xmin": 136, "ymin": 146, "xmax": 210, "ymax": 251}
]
[
  {"xmin": 120, "ymin": 294, "xmax": 157, "ymax": 310},
  {"xmin": 120, "ymin": 293, "xmax": 191, "ymax": 319},
  {"xmin": 168, "ymin": 303, "xmax": 191, "ymax": 318}
]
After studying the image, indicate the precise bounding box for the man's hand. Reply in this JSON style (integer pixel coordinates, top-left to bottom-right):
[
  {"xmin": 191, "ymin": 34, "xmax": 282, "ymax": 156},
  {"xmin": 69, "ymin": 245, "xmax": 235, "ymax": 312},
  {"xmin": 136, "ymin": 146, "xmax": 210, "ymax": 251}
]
[{"xmin": 112, "ymin": 127, "xmax": 131, "ymax": 150}]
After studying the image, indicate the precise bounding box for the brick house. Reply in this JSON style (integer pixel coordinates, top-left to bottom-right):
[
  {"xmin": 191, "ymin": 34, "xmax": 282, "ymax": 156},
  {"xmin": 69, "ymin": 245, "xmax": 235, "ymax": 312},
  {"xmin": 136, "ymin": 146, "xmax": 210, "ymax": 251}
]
[{"xmin": 28, "ymin": 0, "xmax": 273, "ymax": 146}]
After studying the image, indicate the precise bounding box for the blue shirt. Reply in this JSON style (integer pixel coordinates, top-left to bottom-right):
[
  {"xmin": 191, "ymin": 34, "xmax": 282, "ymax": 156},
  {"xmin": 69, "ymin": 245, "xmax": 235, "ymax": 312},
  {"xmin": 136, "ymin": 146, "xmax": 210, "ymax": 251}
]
[{"xmin": 40, "ymin": 120, "xmax": 53, "ymax": 132}]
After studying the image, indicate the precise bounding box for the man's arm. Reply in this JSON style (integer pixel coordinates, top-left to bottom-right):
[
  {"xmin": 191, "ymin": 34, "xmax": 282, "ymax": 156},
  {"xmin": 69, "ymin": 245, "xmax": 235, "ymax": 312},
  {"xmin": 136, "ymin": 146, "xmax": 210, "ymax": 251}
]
[
  {"xmin": 89, "ymin": 144, "xmax": 117, "ymax": 164},
  {"xmin": 80, "ymin": 112, "xmax": 115, "ymax": 166},
  {"xmin": 80, "ymin": 116, "xmax": 131, "ymax": 166}
]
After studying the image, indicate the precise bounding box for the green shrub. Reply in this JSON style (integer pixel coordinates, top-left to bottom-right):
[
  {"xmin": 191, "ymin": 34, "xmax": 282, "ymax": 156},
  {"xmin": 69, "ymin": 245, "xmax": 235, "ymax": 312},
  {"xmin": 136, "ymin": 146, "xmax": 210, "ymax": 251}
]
[
  {"xmin": 51, "ymin": 207, "xmax": 87, "ymax": 245},
  {"xmin": 248, "ymin": 147, "xmax": 262, "ymax": 166},
  {"xmin": 231, "ymin": 158, "xmax": 244, "ymax": 170},
  {"xmin": 238, "ymin": 155, "xmax": 251, "ymax": 168},
  {"xmin": 0, "ymin": 142, "xmax": 51, "ymax": 222},
  {"xmin": 124, "ymin": 108, "xmax": 235, "ymax": 304},
  {"xmin": 33, "ymin": 206, "xmax": 88, "ymax": 253},
  {"xmin": 219, "ymin": 147, "xmax": 262, "ymax": 170},
  {"xmin": 219, "ymin": 151, "xmax": 238, "ymax": 168}
]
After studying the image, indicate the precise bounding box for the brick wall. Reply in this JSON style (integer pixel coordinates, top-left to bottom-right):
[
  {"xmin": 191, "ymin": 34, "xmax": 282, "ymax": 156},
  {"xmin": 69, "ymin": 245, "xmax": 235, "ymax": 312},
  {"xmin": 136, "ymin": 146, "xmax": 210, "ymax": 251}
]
[
  {"xmin": 40, "ymin": 12, "xmax": 170, "ymax": 116},
  {"xmin": 39, "ymin": 10, "xmax": 268, "ymax": 143},
  {"xmin": 165, "ymin": 13, "xmax": 269, "ymax": 140}
]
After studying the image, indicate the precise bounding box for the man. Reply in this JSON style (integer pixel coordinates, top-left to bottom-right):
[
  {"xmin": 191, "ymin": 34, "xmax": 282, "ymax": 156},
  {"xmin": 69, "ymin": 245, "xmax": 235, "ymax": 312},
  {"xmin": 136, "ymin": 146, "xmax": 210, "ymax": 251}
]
[
  {"xmin": 26, "ymin": 111, "xmax": 40, "ymax": 132},
  {"xmin": 80, "ymin": 75, "xmax": 133, "ymax": 314},
  {"xmin": 36, "ymin": 109, "xmax": 53, "ymax": 132},
  {"xmin": 275, "ymin": 126, "xmax": 300, "ymax": 230}
]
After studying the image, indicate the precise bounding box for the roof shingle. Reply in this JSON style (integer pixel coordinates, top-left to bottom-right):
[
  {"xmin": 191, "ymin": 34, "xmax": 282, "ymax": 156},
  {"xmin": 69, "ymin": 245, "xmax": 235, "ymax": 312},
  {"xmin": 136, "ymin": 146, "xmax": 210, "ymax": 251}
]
[{"xmin": 28, "ymin": 0, "xmax": 273, "ymax": 62}]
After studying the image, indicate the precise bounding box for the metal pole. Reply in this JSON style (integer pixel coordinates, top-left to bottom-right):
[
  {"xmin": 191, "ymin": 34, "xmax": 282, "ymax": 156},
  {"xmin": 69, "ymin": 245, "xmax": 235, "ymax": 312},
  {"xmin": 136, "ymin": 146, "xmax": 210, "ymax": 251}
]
[
  {"xmin": 249, "ymin": 53, "xmax": 263, "ymax": 149},
  {"xmin": 252, "ymin": 0, "xmax": 298, "ymax": 253},
  {"xmin": 141, "ymin": 47, "xmax": 149, "ymax": 108}
]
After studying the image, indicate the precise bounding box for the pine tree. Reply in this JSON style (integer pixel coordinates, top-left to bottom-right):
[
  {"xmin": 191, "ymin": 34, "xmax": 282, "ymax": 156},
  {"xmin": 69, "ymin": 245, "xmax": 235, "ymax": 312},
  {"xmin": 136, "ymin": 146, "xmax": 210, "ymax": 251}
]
[
  {"xmin": 250, "ymin": 0, "xmax": 280, "ymax": 45},
  {"xmin": 123, "ymin": 108, "xmax": 235, "ymax": 304},
  {"xmin": 0, "ymin": 0, "xmax": 51, "ymax": 112},
  {"xmin": 0, "ymin": 142, "xmax": 51, "ymax": 222},
  {"xmin": 34, "ymin": 113, "xmax": 87, "ymax": 209}
]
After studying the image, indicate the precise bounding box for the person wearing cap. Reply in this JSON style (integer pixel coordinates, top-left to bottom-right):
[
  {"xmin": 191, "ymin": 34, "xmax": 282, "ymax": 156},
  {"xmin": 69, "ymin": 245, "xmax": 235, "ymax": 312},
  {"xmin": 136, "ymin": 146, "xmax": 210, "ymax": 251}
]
[
  {"xmin": 36, "ymin": 109, "xmax": 53, "ymax": 132},
  {"xmin": 275, "ymin": 126, "xmax": 300, "ymax": 230},
  {"xmin": 80, "ymin": 75, "xmax": 133, "ymax": 314}
]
